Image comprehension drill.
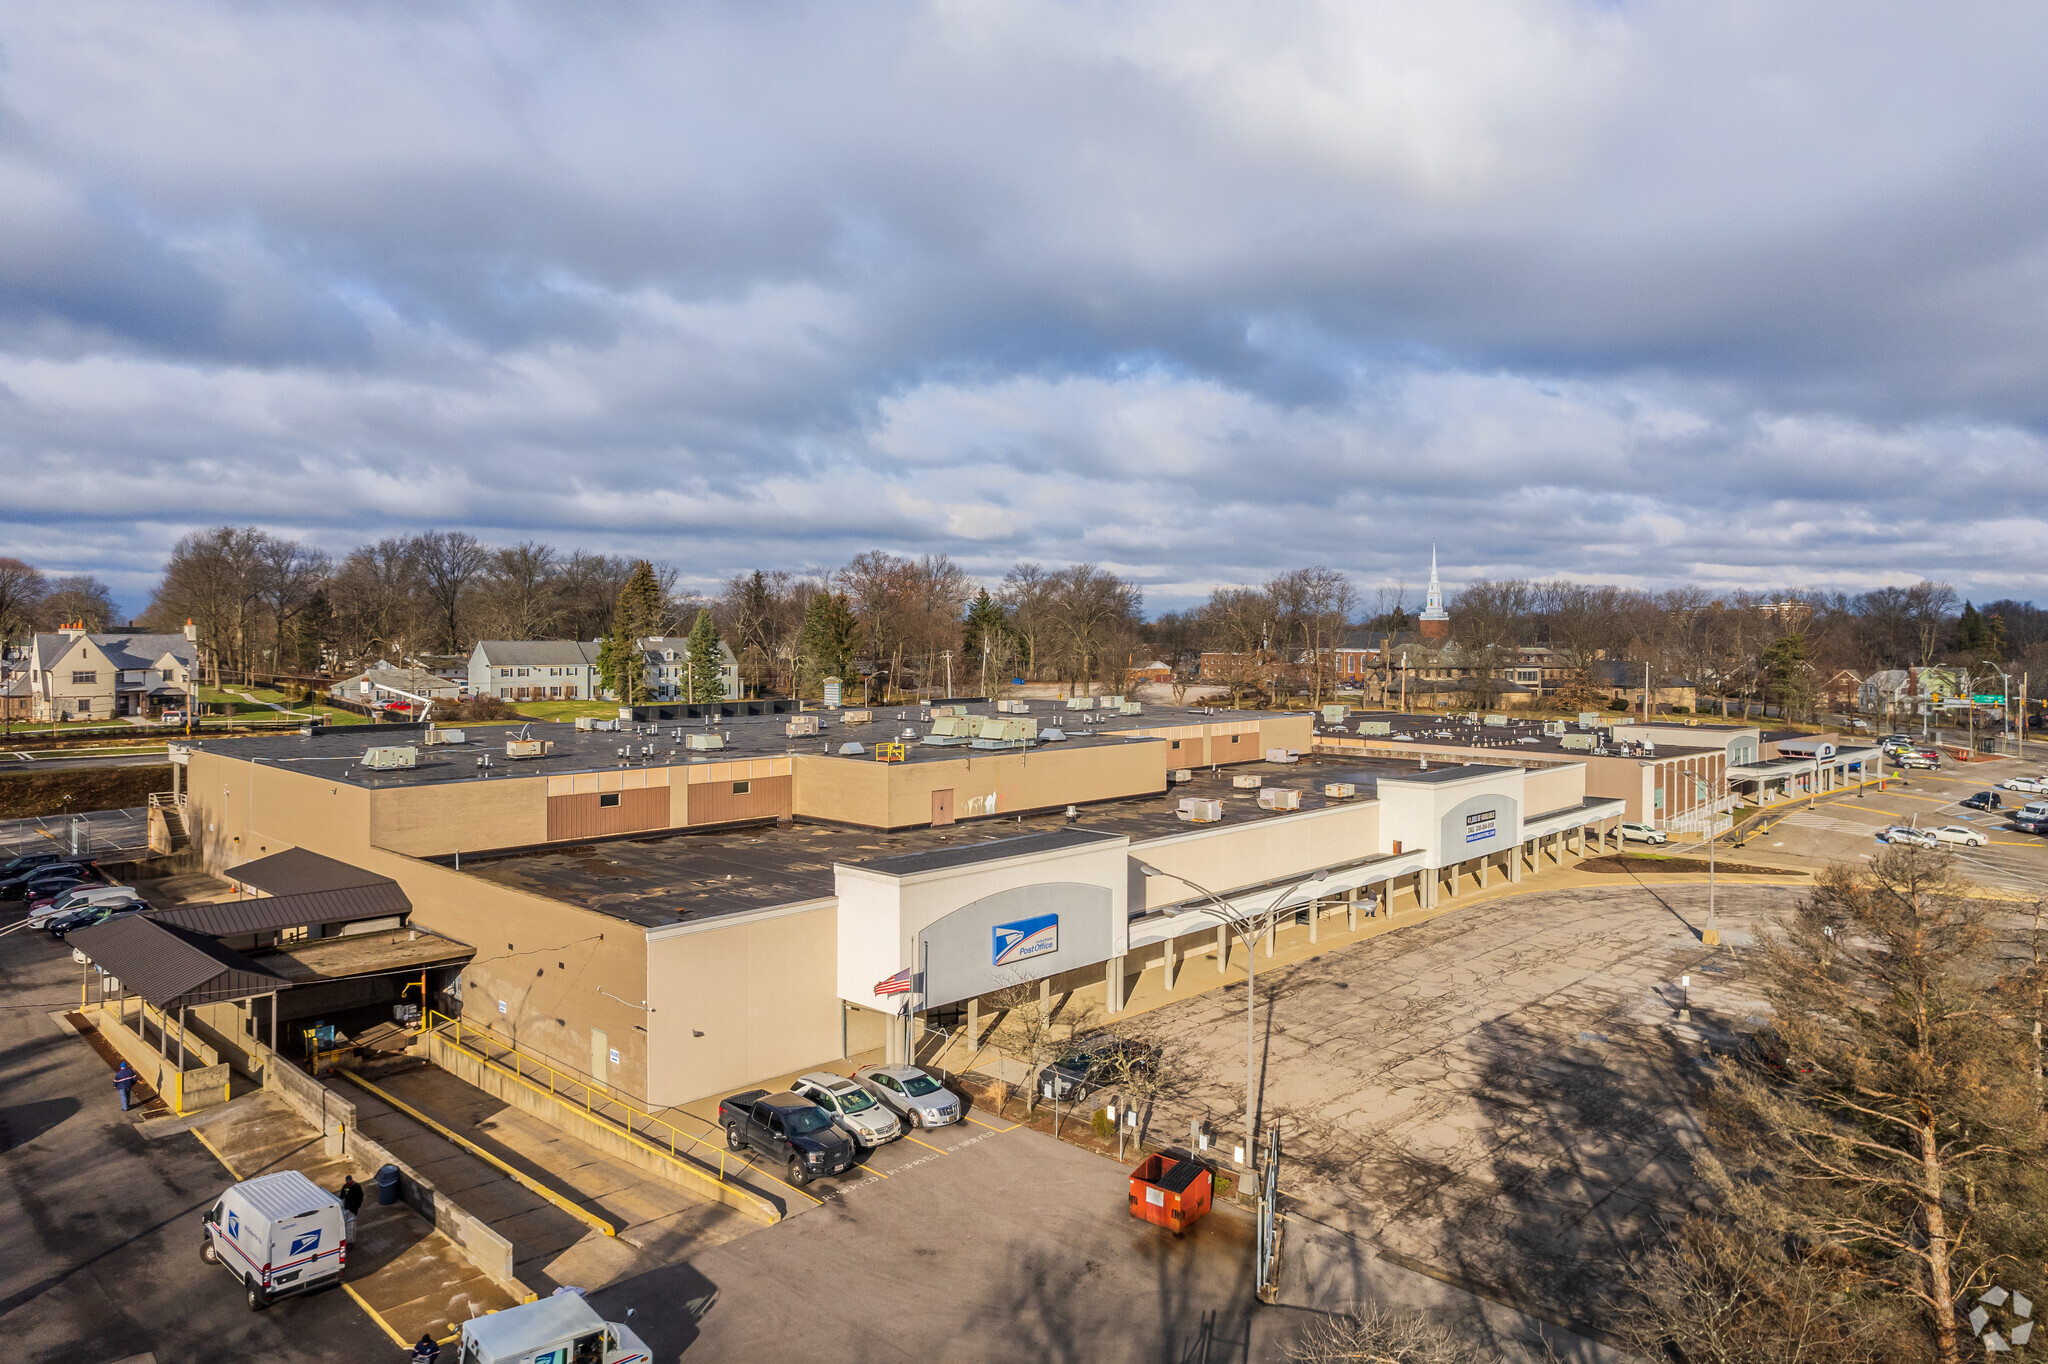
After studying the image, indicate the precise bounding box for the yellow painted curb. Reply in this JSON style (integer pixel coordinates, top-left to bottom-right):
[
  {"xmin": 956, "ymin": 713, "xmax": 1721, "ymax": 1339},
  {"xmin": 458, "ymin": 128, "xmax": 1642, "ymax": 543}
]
[
  {"xmin": 190, "ymin": 1126, "xmax": 242, "ymax": 1180},
  {"xmin": 343, "ymin": 1282, "xmax": 411, "ymax": 1349}
]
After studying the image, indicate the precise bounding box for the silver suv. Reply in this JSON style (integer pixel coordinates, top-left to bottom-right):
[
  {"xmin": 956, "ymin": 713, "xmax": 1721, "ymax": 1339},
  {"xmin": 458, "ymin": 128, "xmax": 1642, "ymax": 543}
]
[{"xmin": 791, "ymin": 1072, "xmax": 902, "ymax": 1148}]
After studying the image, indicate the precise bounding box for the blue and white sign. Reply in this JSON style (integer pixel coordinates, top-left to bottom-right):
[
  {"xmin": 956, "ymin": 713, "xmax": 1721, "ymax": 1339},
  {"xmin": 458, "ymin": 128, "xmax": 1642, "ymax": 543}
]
[
  {"xmin": 1463, "ymin": 809, "xmax": 1498, "ymax": 844},
  {"xmin": 993, "ymin": 913, "xmax": 1059, "ymax": 967},
  {"xmin": 227, "ymin": 1210, "xmax": 240, "ymax": 1240},
  {"xmin": 289, "ymin": 1229, "xmax": 323, "ymax": 1256}
]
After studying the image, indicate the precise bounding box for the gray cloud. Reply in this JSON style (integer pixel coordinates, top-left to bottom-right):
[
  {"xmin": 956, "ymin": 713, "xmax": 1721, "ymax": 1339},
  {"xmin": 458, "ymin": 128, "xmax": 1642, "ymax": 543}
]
[{"xmin": 1, "ymin": 0, "xmax": 2045, "ymax": 615}]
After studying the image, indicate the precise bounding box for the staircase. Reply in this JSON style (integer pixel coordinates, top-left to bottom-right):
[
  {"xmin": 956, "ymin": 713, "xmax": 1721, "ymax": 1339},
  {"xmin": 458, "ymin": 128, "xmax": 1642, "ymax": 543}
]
[{"xmin": 148, "ymin": 792, "xmax": 189, "ymax": 853}]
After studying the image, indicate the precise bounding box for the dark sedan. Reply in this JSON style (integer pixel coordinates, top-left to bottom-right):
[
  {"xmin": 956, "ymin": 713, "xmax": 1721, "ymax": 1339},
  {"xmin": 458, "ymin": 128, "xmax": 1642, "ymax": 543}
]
[
  {"xmin": 48, "ymin": 901, "xmax": 148, "ymax": 937},
  {"xmin": 1, "ymin": 865, "xmax": 96, "ymax": 902},
  {"xmin": 1959, "ymin": 791, "xmax": 2003, "ymax": 811},
  {"xmin": 1036, "ymin": 1035, "xmax": 1160, "ymax": 1104}
]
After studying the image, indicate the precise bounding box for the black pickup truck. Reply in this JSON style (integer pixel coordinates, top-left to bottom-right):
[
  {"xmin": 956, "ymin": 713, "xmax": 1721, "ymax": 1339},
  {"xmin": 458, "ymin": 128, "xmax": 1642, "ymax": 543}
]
[{"xmin": 718, "ymin": 1090, "xmax": 856, "ymax": 1186}]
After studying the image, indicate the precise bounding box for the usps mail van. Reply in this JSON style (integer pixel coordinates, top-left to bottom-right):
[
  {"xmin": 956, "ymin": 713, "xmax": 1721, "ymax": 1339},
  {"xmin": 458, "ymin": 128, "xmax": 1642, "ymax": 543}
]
[
  {"xmin": 200, "ymin": 1170, "xmax": 348, "ymax": 1310},
  {"xmin": 459, "ymin": 1294, "xmax": 650, "ymax": 1364}
]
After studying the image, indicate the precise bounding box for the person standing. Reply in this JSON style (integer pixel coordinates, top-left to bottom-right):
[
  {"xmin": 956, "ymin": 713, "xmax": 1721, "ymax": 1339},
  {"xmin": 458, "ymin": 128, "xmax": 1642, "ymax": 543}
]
[
  {"xmin": 112, "ymin": 1061, "xmax": 137, "ymax": 1112},
  {"xmin": 338, "ymin": 1174, "xmax": 363, "ymax": 1216}
]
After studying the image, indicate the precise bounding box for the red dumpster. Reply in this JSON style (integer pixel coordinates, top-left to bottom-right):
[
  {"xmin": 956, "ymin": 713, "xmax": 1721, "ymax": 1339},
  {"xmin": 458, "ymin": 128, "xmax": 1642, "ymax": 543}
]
[{"xmin": 1129, "ymin": 1152, "xmax": 1212, "ymax": 1236}]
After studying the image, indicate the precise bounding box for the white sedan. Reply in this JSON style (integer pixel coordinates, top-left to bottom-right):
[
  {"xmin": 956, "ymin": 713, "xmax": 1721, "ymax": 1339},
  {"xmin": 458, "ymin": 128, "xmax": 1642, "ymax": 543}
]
[
  {"xmin": 2000, "ymin": 776, "xmax": 2048, "ymax": 794},
  {"xmin": 1619, "ymin": 822, "xmax": 1667, "ymax": 844},
  {"xmin": 1884, "ymin": 826, "xmax": 1939, "ymax": 849},
  {"xmin": 1931, "ymin": 825, "xmax": 1988, "ymax": 848}
]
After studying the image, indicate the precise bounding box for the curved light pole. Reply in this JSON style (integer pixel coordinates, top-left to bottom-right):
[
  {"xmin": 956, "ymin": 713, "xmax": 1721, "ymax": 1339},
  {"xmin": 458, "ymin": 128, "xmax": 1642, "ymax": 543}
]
[{"xmin": 1135, "ymin": 863, "xmax": 1328, "ymax": 1167}]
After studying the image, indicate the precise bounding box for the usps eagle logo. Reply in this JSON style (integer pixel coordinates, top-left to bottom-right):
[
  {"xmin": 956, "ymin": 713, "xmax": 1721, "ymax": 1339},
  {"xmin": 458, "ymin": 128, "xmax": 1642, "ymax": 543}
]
[
  {"xmin": 290, "ymin": 1230, "xmax": 323, "ymax": 1256},
  {"xmin": 993, "ymin": 914, "xmax": 1058, "ymax": 967}
]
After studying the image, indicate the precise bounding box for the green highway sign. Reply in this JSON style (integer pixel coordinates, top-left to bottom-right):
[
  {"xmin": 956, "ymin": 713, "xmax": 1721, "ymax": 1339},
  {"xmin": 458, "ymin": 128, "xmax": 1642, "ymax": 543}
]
[{"xmin": 1972, "ymin": 694, "xmax": 2005, "ymax": 705}]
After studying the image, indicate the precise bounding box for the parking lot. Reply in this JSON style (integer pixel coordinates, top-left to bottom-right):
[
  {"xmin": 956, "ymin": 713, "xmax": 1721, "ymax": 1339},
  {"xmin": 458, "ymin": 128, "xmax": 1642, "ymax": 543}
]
[
  {"xmin": 1131, "ymin": 880, "xmax": 1798, "ymax": 1335},
  {"xmin": 1759, "ymin": 752, "xmax": 2048, "ymax": 895}
]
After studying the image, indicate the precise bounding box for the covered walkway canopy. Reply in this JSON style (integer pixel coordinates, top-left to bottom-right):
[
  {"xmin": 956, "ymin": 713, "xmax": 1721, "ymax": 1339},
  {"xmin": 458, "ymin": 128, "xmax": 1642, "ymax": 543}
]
[{"xmin": 70, "ymin": 915, "xmax": 288, "ymax": 1011}]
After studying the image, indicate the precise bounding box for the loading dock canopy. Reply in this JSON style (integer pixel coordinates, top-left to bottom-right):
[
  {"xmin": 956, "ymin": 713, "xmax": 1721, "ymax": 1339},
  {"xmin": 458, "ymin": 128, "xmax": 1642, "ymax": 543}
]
[
  {"xmin": 228, "ymin": 848, "xmax": 399, "ymax": 898},
  {"xmin": 167, "ymin": 847, "xmax": 415, "ymax": 938},
  {"xmin": 70, "ymin": 915, "xmax": 288, "ymax": 1011}
]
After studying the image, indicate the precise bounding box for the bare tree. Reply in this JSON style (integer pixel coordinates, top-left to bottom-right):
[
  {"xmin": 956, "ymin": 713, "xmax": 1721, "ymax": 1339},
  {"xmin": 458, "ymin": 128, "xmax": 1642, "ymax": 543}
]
[
  {"xmin": 0, "ymin": 558, "xmax": 47, "ymax": 647},
  {"xmin": 1288, "ymin": 1304, "xmax": 1513, "ymax": 1364},
  {"xmin": 413, "ymin": 529, "xmax": 490, "ymax": 653},
  {"xmin": 475, "ymin": 542, "xmax": 562, "ymax": 641},
  {"xmin": 38, "ymin": 575, "xmax": 118, "ymax": 632}
]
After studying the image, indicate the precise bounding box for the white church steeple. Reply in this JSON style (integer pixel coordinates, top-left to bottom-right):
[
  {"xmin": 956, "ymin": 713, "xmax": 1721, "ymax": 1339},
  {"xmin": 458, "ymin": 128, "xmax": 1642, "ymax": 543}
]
[{"xmin": 1419, "ymin": 544, "xmax": 1449, "ymax": 637}]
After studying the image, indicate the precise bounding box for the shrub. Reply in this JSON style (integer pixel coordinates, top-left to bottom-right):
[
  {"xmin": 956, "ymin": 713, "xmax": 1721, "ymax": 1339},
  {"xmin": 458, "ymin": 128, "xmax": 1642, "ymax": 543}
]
[
  {"xmin": 454, "ymin": 695, "xmax": 520, "ymax": 722},
  {"xmin": 1670, "ymin": 705, "xmax": 1691, "ymax": 714},
  {"xmin": 1090, "ymin": 1108, "xmax": 1114, "ymax": 1142},
  {"xmin": 1608, "ymin": 697, "xmax": 1632, "ymax": 711}
]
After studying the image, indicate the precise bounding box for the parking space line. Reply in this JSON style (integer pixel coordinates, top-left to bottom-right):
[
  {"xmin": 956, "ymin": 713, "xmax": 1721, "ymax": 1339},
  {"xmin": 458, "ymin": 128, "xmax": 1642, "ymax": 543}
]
[
  {"xmin": 964, "ymin": 1114, "xmax": 1020, "ymax": 1132},
  {"xmin": 902, "ymin": 1133, "xmax": 950, "ymax": 1155},
  {"xmin": 190, "ymin": 1127, "xmax": 242, "ymax": 1180}
]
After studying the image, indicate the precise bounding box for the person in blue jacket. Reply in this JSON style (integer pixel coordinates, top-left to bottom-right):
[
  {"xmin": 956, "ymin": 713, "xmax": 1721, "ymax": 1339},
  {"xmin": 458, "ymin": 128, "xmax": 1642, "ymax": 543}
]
[{"xmin": 113, "ymin": 1061, "xmax": 137, "ymax": 1111}]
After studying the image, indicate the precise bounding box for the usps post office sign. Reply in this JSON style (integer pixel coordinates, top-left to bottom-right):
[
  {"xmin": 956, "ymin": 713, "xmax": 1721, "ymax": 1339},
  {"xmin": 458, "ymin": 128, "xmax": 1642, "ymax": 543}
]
[{"xmin": 993, "ymin": 913, "xmax": 1059, "ymax": 967}]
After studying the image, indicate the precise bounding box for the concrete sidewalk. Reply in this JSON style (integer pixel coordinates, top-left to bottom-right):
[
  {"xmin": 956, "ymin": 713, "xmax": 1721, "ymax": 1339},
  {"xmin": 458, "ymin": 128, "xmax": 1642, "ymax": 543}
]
[{"xmin": 187, "ymin": 1089, "xmax": 519, "ymax": 1346}]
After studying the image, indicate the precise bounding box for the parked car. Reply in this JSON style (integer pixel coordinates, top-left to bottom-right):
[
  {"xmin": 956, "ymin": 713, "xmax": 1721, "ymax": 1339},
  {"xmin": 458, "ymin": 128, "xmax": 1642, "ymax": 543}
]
[
  {"xmin": 2013, "ymin": 802, "xmax": 2048, "ymax": 835},
  {"xmin": 1618, "ymin": 821, "xmax": 1667, "ymax": 845},
  {"xmin": 159, "ymin": 710, "xmax": 187, "ymax": 725},
  {"xmin": 201, "ymin": 1170, "xmax": 348, "ymax": 1311},
  {"xmin": 1880, "ymin": 735, "xmax": 1917, "ymax": 753},
  {"xmin": 717, "ymin": 1089, "xmax": 855, "ymax": 1187},
  {"xmin": 1930, "ymin": 825, "xmax": 1988, "ymax": 848},
  {"xmin": 0, "ymin": 853, "xmax": 67, "ymax": 879},
  {"xmin": 1959, "ymin": 791, "xmax": 2003, "ymax": 811},
  {"xmin": 790, "ymin": 1072, "xmax": 902, "ymax": 1148},
  {"xmin": 26, "ymin": 881, "xmax": 136, "ymax": 928},
  {"xmin": 49, "ymin": 900, "xmax": 148, "ymax": 937},
  {"xmin": 1884, "ymin": 826, "xmax": 1939, "ymax": 848},
  {"xmin": 1035, "ymin": 1033, "xmax": 1159, "ymax": 1105},
  {"xmin": 2000, "ymin": 776, "xmax": 2048, "ymax": 794},
  {"xmin": 4, "ymin": 865, "xmax": 96, "ymax": 904},
  {"xmin": 853, "ymin": 1064, "xmax": 961, "ymax": 1129},
  {"xmin": 1894, "ymin": 750, "xmax": 1941, "ymax": 770}
]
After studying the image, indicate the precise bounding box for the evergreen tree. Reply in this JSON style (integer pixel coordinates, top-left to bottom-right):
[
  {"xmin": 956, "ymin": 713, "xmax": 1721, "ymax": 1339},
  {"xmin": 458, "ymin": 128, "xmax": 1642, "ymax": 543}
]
[
  {"xmin": 960, "ymin": 588, "xmax": 1010, "ymax": 661},
  {"xmin": 685, "ymin": 607, "xmax": 726, "ymax": 701},
  {"xmin": 596, "ymin": 560, "xmax": 663, "ymax": 703},
  {"xmin": 1955, "ymin": 601, "xmax": 1992, "ymax": 656},
  {"xmin": 1761, "ymin": 633, "xmax": 1812, "ymax": 718},
  {"xmin": 796, "ymin": 591, "xmax": 861, "ymax": 696}
]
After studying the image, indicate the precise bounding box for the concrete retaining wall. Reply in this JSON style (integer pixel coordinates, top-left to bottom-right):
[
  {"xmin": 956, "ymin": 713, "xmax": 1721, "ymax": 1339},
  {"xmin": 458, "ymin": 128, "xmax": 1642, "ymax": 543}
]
[
  {"xmin": 428, "ymin": 1030, "xmax": 779, "ymax": 1225},
  {"xmin": 260, "ymin": 1057, "xmax": 528, "ymax": 1300},
  {"xmin": 90, "ymin": 1006, "xmax": 229, "ymax": 1113}
]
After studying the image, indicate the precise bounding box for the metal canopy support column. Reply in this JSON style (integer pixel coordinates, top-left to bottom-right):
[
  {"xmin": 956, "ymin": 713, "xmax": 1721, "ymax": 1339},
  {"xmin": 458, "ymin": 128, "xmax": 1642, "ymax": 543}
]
[
  {"xmin": 1160, "ymin": 937, "xmax": 1178, "ymax": 992},
  {"xmin": 1308, "ymin": 899, "xmax": 1320, "ymax": 944},
  {"xmin": 1216, "ymin": 925, "xmax": 1229, "ymax": 974},
  {"xmin": 1345, "ymin": 887, "xmax": 1358, "ymax": 931}
]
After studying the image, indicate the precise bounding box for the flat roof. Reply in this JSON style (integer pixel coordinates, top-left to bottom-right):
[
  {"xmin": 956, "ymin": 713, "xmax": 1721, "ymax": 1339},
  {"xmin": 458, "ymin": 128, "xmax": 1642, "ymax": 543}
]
[
  {"xmin": 254, "ymin": 928, "xmax": 473, "ymax": 984},
  {"xmin": 850, "ymin": 828, "xmax": 1124, "ymax": 877},
  {"xmin": 456, "ymin": 757, "xmax": 1430, "ymax": 929},
  {"xmin": 1331, "ymin": 712, "xmax": 1727, "ymax": 760},
  {"xmin": 184, "ymin": 701, "xmax": 1302, "ymax": 791}
]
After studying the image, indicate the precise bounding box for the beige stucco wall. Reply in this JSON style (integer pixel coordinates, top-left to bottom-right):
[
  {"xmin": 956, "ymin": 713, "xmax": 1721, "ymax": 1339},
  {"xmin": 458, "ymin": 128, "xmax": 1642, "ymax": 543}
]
[
  {"xmin": 1132, "ymin": 800, "xmax": 1380, "ymax": 911},
  {"xmin": 184, "ymin": 749, "xmax": 659, "ymax": 1102},
  {"xmin": 369, "ymin": 775, "xmax": 550, "ymax": 855},
  {"xmin": 646, "ymin": 901, "xmax": 841, "ymax": 1107},
  {"xmin": 1521, "ymin": 763, "xmax": 1585, "ymax": 819},
  {"xmin": 792, "ymin": 739, "xmax": 1170, "ymax": 829}
]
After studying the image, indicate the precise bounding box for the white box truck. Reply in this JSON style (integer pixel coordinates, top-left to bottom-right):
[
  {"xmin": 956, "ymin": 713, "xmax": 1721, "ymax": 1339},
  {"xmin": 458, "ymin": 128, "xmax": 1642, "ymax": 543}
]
[
  {"xmin": 200, "ymin": 1170, "xmax": 348, "ymax": 1311},
  {"xmin": 459, "ymin": 1294, "xmax": 651, "ymax": 1364}
]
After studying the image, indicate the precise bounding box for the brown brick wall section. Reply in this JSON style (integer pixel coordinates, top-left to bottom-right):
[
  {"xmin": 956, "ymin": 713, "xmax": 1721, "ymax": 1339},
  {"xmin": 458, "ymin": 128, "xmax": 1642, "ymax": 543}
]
[
  {"xmin": 683, "ymin": 773, "xmax": 793, "ymax": 827},
  {"xmin": 546, "ymin": 787, "xmax": 670, "ymax": 840}
]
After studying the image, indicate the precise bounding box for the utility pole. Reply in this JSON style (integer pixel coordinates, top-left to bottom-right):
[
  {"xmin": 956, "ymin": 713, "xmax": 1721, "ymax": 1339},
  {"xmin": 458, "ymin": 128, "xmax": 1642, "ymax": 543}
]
[{"xmin": 943, "ymin": 650, "xmax": 952, "ymax": 700}]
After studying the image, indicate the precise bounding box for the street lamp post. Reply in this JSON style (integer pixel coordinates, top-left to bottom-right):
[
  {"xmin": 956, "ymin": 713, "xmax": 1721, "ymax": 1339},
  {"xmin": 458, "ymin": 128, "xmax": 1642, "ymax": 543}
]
[{"xmin": 1136, "ymin": 864, "xmax": 1327, "ymax": 1168}]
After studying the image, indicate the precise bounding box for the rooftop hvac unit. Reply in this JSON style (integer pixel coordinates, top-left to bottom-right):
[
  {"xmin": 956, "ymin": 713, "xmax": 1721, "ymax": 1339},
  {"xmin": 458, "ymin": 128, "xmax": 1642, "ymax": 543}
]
[
  {"xmin": 1100, "ymin": 695, "xmax": 1124, "ymax": 709},
  {"xmin": 786, "ymin": 715, "xmax": 821, "ymax": 737},
  {"xmin": 1578, "ymin": 712, "xmax": 1601, "ymax": 728},
  {"xmin": 1323, "ymin": 782, "xmax": 1357, "ymax": 799},
  {"xmin": 1560, "ymin": 733, "xmax": 1595, "ymax": 751},
  {"xmin": 1321, "ymin": 704, "xmax": 1350, "ymax": 723},
  {"xmin": 1066, "ymin": 696, "xmax": 1096, "ymax": 710},
  {"xmin": 1168, "ymin": 768, "xmax": 1193, "ymax": 783},
  {"xmin": 686, "ymin": 733, "xmax": 725, "ymax": 751},
  {"xmin": 1039, "ymin": 726, "xmax": 1068, "ymax": 741},
  {"xmin": 842, "ymin": 709, "xmax": 872, "ymax": 725},
  {"xmin": 839, "ymin": 741, "xmax": 864, "ymax": 754},
  {"xmin": 1484, "ymin": 713, "xmax": 1508, "ymax": 727},
  {"xmin": 922, "ymin": 715, "xmax": 976, "ymax": 746},
  {"xmin": 1543, "ymin": 720, "xmax": 1566, "ymax": 737},
  {"xmin": 505, "ymin": 739, "xmax": 553, "ymax": 759},
  {"xmin": 1258, "ymin": 787, "xmax": 1302, "ymax": 811},
  {"xmin": 1232, "ymin": 773, "xmax": 1263, "ymax": 789},
  {"xmin": 995, "ymin": 699, "xmax": 1030, "ymax": 714},
  {"xmin": 1119, "ymin": 702, "xmax": 1142, "ymax": 715},
  {"xmin": 971, "ymin": 716, "xmax": 1038, "ymax": 748},
  {"xmin": 361, "ymin": 746, "xmax": 417, "ymax": 770},
  {"xmin": 1264, "ymin": 748, "xmax": 1299, "ymax": 764},
  {"xmin": 421, "ymin": 726, "xmax": 469, "ymax": 746},
  {"xmin": 1359, "ymin": 721, "xmax": 1393, "ymax": 736},
  {"xmin": 1176, "ymin": 797, "xmax": 1224, "ymax": 823}
]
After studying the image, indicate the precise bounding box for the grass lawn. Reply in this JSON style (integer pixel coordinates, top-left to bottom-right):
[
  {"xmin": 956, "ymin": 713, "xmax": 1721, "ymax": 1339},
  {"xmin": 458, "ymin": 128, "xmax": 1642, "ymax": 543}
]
[{"xmin": 500, "ymin": 699, "xmax": 625, "ymax": 722}]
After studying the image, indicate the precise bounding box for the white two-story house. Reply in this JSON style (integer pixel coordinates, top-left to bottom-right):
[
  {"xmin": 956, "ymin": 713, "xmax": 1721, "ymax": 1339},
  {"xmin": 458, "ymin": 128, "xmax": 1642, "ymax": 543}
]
[{"xmin": 467, "ymin": 641, "xmax": 604, "ymax": 702}]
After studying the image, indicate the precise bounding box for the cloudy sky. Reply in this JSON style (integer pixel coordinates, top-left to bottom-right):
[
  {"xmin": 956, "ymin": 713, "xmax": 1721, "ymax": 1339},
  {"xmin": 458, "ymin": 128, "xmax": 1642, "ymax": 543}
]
[{"xmin": 3, "ymin": 1, "xmax": 2045, "ymax": 616}]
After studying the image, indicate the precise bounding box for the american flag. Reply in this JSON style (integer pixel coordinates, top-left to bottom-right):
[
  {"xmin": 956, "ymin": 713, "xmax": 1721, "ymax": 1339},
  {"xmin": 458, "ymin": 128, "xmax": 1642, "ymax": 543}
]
[{"xmin": 874, "ymin": 968, "xmax": 914, "ymax": 997}]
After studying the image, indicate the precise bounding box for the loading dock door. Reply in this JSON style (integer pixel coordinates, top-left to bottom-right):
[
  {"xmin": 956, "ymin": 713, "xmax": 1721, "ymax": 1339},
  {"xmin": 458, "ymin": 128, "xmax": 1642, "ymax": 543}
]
[{"xmin": 931, "ymin": 789, "xmax": 955, "ymax": 827}]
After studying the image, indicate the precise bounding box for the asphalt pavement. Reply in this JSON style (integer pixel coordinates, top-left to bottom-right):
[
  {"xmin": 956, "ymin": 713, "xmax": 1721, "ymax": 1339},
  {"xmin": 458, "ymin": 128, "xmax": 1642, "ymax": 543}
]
[{"xmin": 0, "ymin": 918, "xmax": 392, "ymax": 1364}]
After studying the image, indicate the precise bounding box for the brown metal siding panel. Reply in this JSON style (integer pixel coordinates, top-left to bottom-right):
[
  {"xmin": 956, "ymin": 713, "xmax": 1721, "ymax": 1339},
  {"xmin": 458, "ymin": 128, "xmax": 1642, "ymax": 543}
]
[
  {"xmin": 546, "ymin": 788, "xmax": 671, "ymax": 841},
  {"xmin": 684, "ymin": 774, "xmax": 793, "ymax": 827}
]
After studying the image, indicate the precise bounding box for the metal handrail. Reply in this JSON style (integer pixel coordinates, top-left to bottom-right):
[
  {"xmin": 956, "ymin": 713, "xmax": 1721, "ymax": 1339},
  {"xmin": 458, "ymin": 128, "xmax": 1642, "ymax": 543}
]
[
  {"xmin": 425, "ymin": 1011, "xmax": 819, "ymax": 1207},
  {"xmin": 148, "ymin": 791, "xmax": 187, "ymax": 810}
]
